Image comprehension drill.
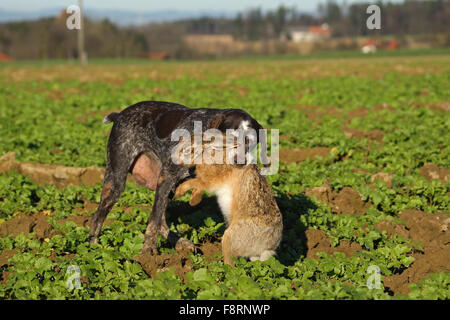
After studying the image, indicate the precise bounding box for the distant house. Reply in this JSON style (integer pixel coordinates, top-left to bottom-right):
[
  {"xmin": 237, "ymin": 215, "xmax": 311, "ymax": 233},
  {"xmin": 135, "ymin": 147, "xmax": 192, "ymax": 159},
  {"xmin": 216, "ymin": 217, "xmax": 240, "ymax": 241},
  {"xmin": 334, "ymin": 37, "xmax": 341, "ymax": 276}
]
[
  {"xmin": 361, "ymin": 38, "xmax": 399, "ymax": 54},
  {"xmin": 385, "ymin": 39, "xmax": 399, "ymax": 50},
  {"xmin": 361, "ymin": 39, "xmax": 377, "ymax": 54},
  {"xmin": 283, "ymin": 23, "xmax": 331, "ymax": 42},
  {"xmin": 0, "ymin": 53, "xmax": 12, "ymax": 62}
]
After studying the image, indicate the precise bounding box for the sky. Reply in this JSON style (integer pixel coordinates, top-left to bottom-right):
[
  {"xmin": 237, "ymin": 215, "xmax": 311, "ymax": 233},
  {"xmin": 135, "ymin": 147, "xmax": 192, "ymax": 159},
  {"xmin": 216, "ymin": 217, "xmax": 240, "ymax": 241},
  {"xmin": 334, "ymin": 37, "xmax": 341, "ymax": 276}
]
[{"xmin": 0, "ymin": 0, "xmax": 401, "ymax": 12}]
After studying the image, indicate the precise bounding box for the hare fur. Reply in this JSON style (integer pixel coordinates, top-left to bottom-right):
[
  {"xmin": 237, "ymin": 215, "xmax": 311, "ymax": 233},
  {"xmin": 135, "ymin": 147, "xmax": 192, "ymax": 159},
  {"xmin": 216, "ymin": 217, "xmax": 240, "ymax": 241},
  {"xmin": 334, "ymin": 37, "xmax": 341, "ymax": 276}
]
[{"xmin": 174, "ymin": 164, "xmax": 283, "ymax": 265}]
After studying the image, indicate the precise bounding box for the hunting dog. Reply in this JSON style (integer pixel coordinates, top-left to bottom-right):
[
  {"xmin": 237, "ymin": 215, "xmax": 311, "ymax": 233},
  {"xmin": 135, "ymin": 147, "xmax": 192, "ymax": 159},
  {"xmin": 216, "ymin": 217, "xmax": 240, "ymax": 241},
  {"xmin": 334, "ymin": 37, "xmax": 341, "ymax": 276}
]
[{"xmin": 89, "ymin": 101, "xmax": 264, "ymax": 254}]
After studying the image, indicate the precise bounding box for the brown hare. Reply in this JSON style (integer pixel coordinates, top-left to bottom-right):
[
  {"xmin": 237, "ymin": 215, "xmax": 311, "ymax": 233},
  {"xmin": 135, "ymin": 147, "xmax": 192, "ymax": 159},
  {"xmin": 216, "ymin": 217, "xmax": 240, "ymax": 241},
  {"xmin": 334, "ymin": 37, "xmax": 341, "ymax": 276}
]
[{"xmin": 174, "ymin": 163, "xmax": 283, "ymax": 266}]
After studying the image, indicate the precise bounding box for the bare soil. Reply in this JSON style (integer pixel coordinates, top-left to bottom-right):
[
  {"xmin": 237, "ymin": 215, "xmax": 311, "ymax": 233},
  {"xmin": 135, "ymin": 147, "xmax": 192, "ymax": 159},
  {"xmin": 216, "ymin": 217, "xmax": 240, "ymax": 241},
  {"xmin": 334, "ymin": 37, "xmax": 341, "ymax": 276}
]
[
  {"xmin": 0, "ymin": 152, "xmax": 105, "ymax": 188},
  {"xmin": 279, "ymin": 147, "xmax": 331, "ymax": 164},
  {"xmin": 343, "ymin": 128, "xmax": 384, "ymax": 143},
  {"xmin": 0, "ymin": 151, "xmax": 136, "ymax": 188},
  {"xmin": 0, "ymin": 209, "xmax": 111, "ymax": 240},
  {"xmin": 419, "ymin": 163, "xmax": 450, "ymax": 183},
  {"xmin": 304, "ymin": 184, "xmax": 370, "ymax": 215},
  {"xmin": 375, "ymin": 210, "xmax": 450, "ymax": 295},
  {"xmin": 135, "ymin": 242, "xmax": 222, "ymax": 281},
  {"xmin": 370, "ymin": 172, "xmax": 393, "ymax": 188},
  {"xmin": 0, "ymin": 207, "xmax": 222, "ymax": 283},
  {"xmin": 305, "ymin": 229, "xmax": 363, "ymax": 259}
]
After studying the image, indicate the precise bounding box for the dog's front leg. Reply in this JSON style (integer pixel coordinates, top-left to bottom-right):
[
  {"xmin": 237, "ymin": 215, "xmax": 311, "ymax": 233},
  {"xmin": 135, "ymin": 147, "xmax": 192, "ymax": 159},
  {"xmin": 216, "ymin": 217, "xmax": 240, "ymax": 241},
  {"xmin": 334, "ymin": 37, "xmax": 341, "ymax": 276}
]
[
  {"xmin": 141, "ymin": 172, "xmax": 173, "ymax": 255},
  {"xmin": 141, "ymin": 172, "xmax": 195, "ymax": 255}
]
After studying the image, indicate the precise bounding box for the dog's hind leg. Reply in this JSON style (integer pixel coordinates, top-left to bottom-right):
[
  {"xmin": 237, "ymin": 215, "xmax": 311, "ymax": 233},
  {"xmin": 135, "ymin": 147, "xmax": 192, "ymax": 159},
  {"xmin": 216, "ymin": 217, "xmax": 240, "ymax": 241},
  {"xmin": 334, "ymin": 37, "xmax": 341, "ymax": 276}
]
[{"xmin": 89, "ymin": 147, "xmax": 137, "ymax": 244}]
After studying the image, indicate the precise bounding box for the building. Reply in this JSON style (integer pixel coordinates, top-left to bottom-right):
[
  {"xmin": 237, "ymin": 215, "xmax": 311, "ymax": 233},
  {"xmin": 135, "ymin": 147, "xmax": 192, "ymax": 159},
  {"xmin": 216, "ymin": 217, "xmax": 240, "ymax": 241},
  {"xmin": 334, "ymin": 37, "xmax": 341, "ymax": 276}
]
[
  {"xmin": 361, "ymin": 39, "xmax": 377, "ymax": 54},
  {"xmin": 0, "ymin": 53, "xmax": 12, "ymax": 62},
  {"xmin": 283, "ymin": 23, "xmax": 331, "ymax": 42}
]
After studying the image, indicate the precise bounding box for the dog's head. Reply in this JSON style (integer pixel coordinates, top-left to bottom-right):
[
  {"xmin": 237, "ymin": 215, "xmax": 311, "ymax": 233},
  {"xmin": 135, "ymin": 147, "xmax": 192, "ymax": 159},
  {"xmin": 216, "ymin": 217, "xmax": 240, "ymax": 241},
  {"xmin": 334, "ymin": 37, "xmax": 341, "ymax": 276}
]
[
  {"xmin": 172, "ymin": 108, "xmax": 268, "ymax": 167},
  {"xmin": 209, "ymin": 109, "xmax": 263, "ymax": 142},
  {"xmin": 207, "ymin": 109, "xmax": 266, "ymax": 165}
]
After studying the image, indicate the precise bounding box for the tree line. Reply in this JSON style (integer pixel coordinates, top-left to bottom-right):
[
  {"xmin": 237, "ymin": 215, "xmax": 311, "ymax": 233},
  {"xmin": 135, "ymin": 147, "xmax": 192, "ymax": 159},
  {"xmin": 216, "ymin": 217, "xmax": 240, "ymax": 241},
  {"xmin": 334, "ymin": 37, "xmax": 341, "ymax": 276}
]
[{"xmin": 0, "ymin": 0, "xmax": 448, "ymax": 60}]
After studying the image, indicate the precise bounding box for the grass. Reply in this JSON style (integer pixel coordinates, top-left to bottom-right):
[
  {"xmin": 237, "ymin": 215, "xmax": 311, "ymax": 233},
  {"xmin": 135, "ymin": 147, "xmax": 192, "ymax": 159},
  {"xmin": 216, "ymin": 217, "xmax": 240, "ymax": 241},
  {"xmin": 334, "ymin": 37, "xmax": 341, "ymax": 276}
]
[{"xmin": 0, "ymin": 51, "xmax": 449, "ymax": 300}]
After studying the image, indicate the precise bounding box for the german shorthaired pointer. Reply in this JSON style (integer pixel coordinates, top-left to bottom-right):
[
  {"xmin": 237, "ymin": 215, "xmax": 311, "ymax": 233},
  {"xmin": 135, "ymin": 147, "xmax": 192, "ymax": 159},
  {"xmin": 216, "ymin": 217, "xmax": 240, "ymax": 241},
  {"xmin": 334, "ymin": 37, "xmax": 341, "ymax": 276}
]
[{"xmin": 89, "ymin": 101, "xmax": 264, "ymax": 254}]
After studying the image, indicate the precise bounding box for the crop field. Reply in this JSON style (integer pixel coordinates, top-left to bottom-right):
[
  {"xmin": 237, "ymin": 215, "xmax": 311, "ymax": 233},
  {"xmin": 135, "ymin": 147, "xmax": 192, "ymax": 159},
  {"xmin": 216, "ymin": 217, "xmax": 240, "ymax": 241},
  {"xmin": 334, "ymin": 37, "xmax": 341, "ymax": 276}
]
[{"xmin": 0, "ymin": 51, "xmax": 449, "ymax": 300}]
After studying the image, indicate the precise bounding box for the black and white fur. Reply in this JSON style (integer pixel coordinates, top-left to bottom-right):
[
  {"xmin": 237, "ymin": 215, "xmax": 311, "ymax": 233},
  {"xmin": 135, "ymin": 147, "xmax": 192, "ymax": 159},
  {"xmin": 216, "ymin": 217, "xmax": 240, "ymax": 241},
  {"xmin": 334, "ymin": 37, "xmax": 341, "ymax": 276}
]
[{"xmin": 89, "ymin": 101, "xmax": 264, "ymax": 254}]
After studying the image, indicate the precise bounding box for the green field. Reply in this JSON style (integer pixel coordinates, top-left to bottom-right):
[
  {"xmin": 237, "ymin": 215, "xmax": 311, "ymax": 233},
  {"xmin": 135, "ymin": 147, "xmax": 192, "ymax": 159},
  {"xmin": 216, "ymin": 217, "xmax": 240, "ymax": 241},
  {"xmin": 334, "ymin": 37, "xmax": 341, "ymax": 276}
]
[{"xmin": 0, "ymin": 52, "xmax": 449, "ymax": 299}]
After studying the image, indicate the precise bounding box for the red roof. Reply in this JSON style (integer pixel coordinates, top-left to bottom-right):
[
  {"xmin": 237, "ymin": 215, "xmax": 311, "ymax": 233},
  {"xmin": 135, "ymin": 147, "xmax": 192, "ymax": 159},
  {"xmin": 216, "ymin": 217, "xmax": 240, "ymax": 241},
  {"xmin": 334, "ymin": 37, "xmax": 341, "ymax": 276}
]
[
  {"xmin": 308, "ymin": 25, "xmax": 331, "ymax": 36},
  {"xmin": 363, "ymin": 39, "xmax": 377, "ymax": 46},
  {"xmin": 0, "ymin": 53, "xmax": 12, "ymax": 62}
]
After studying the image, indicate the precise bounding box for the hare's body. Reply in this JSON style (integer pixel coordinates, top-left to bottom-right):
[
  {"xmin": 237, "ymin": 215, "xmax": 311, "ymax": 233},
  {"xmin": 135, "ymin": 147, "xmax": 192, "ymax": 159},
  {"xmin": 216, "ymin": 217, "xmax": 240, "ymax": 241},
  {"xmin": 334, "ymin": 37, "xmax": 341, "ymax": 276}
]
[{"xmin": 174, "ymin": 164, "xmax": 283, "ymax": 265}]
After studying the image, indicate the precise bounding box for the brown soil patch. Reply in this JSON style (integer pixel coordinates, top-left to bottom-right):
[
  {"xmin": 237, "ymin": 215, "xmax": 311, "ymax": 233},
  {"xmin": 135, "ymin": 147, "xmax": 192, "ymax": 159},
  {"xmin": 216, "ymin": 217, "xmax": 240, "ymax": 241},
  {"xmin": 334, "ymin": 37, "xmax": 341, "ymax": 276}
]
[
  {"xmin": 135, "ymin": 241, "xmax": 222, "ymax": 281},
  {"xmin": 345, "ymin": 103, "xmax": 396, "ymax": 125},
  {"xmin": 121, "ymin": 205, "xmax": 152, "ymax": 214},
  {"xmin": 346, "ymin": 107, "xmax": 370, "ymax": 120},
  {"xmin": 0, "ymin": 249, "xmax": 18, "ymax": 268},
  {"xmin": 411, "ymin": 102, "xmax": 450, "ymax": 112},
  {"xmin": 370, "ymin": 172, "xmax": 393, "ymax": 188},
  {"xmin": 292, "ymin": 105, "xmax": 342, "ymax": 123},
  {"xmin": 419, "ymin": 163, "xmax": 450, "ymax": 183},
  {"xmin": 375, "ymin": 210, "xmax": 450, "ymax": 295},
  {"xmin": 0, "ymin": 212, "xmax": 53, "ymax": 239},
  {"xmin": 304, "ymin": 184, "xmax": 370, "ymax": 215},
  {"xmin": 427, "ymin": 102, "xmax": 450, "ymax": 112},
  {"xmin": 0, "ymin": 152, "xmax": 105, "ymax": 188},
  {"xmin": 46, "ymin": 88, "xmax": 86, "ymax": 101},
  {"xmin": 0, "ymin": 209, "xmax": 113, "ymax": 239},
  {"xmin": 279, "ymin": 147, "xmax": 331, "ymax": 164},
  {"xmin": 305, "ymin": 229, "xmax": 363, "ymax": 259},
  {"xmin": 345, "ymin": 104, "xmax": 396, "ymax": 123},
  {"xmin": 343, "ymin": 128, "xmax": 384, "ymax": 143},
  {"xmin": 136, "ymin": 252, "xmax": 192, "ymax": 281}
]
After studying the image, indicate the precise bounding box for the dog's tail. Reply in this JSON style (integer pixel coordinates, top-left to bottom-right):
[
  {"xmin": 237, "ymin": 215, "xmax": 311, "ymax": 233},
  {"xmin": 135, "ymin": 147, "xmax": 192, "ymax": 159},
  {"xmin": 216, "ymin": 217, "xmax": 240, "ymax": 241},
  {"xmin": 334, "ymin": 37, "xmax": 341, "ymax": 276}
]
[{"xmin": 103, "ymin": 112, "xmax": 120, "ymax": 124}]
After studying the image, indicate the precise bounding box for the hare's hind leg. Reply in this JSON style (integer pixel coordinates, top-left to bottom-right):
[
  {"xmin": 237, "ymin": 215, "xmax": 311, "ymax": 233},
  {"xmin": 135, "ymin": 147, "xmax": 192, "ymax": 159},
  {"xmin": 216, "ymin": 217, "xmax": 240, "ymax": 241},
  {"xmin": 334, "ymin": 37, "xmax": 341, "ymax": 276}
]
[
  {"xmin": 259, "ymin": 250, "xmax": 276, "ymax": 261},
  {"xmin": 222, "ymin": 229, "xmax": 235, "ymax": 266},
  {"xmin": 249, "ymin": 250, "xmax": 275, "ymax": 262}
]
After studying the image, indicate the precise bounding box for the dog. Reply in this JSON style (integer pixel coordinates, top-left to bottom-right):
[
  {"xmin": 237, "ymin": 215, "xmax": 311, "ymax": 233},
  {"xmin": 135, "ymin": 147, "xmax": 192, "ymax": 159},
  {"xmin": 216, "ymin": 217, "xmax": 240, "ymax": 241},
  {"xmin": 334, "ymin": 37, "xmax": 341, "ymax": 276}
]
[{"xmin": 89, "ymin": 101, "xmax": 264, "ymax": 255}]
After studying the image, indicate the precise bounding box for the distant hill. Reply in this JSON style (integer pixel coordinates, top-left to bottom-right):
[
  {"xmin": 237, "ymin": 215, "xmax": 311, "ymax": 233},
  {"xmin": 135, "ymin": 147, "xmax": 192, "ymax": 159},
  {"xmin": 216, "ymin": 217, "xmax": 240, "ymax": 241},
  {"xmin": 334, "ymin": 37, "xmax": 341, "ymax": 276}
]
[{"xmin": 0, "ymin": 7, "xmax": 238, "ymax": 25}]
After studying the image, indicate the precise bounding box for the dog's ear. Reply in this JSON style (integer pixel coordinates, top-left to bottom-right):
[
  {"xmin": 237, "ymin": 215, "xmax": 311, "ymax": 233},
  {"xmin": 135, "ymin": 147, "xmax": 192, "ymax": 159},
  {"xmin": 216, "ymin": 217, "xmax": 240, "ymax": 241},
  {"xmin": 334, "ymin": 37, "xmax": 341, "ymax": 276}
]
[{"xmin": 208, "ymin": 114, "xmax": 226, "ymax": 130}]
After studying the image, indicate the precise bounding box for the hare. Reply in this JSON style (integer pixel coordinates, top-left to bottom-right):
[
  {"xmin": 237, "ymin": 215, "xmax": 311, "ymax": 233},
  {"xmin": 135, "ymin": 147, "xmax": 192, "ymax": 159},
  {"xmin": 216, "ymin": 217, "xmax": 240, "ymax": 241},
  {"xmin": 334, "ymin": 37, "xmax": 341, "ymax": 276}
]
[{"xmin": 174, "ymin": 163, "xmax": 283, "ymax": 265}]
